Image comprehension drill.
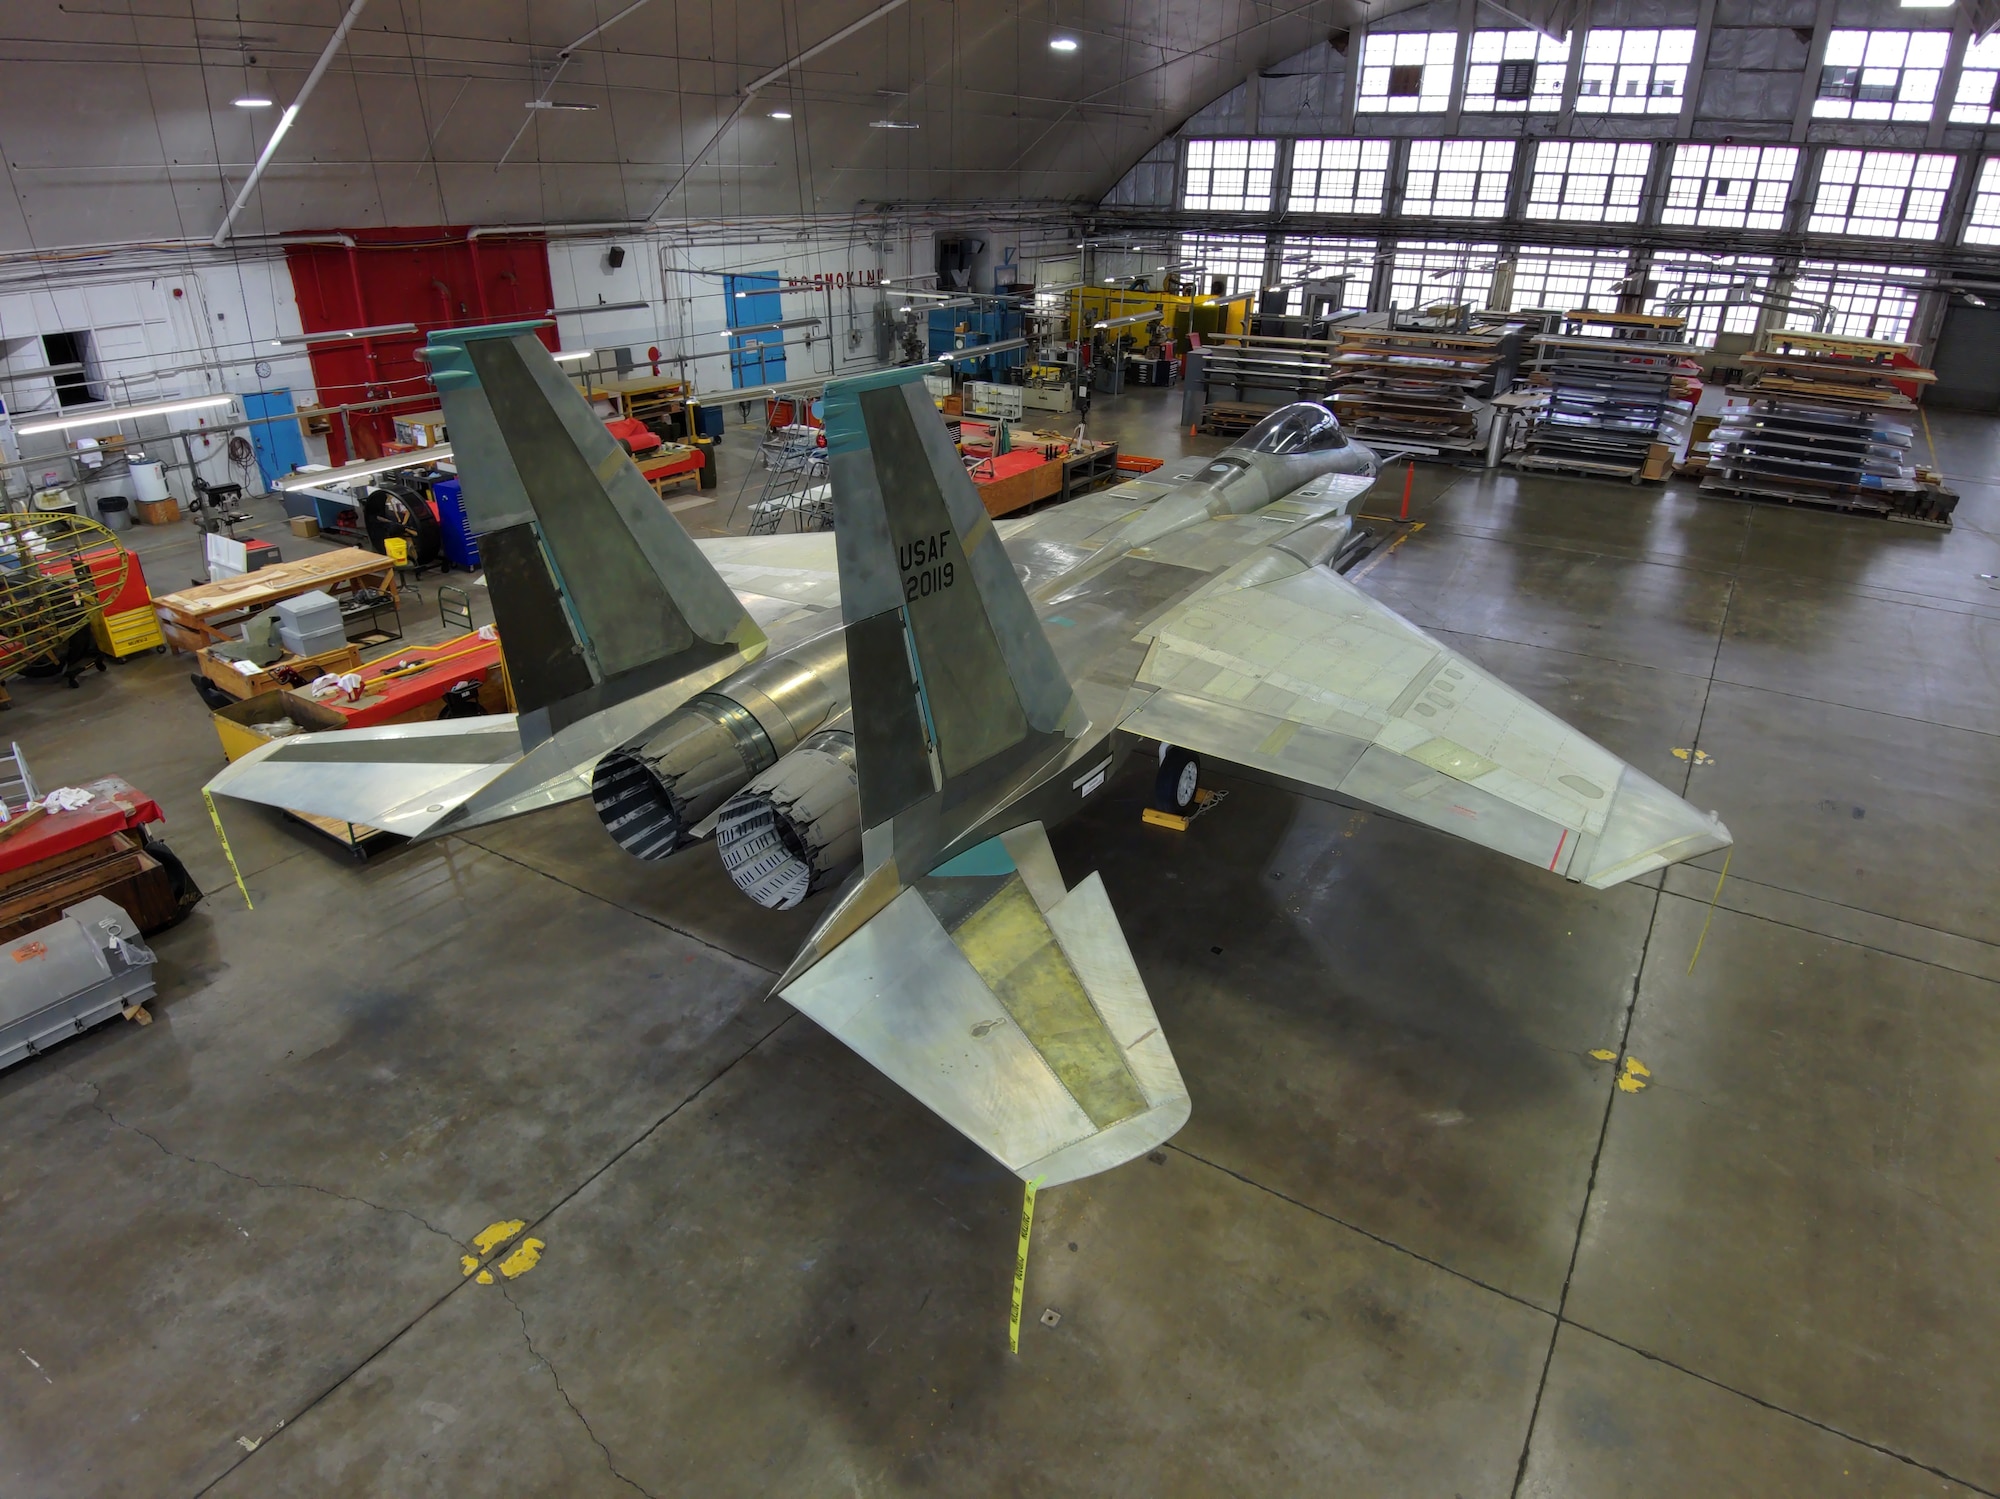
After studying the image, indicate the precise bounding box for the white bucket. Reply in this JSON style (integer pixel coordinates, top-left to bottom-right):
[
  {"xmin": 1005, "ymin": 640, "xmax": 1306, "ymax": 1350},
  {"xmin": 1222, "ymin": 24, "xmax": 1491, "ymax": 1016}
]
[{"xmin": 130, "ymin": 461, "xmax": 170, "ymax": 505}]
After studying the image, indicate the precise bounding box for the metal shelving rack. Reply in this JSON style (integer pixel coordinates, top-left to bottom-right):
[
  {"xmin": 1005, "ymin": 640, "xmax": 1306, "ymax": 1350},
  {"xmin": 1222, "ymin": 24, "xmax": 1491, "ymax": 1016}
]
[
  {"xmin": 1700, "ymin": 332, "xmax": 1955, "ymax": 527},
  {"xmin": 1509, "ymin": 314, "xmax": 1693, "ymax": 481}
]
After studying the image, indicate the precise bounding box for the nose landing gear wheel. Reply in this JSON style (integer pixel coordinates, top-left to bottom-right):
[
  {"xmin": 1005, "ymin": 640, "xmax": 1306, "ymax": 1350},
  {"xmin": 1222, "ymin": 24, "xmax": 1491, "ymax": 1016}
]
[{"xmin": 1154, "ymin": 745, "xmax": 1201, "ymax": 814}]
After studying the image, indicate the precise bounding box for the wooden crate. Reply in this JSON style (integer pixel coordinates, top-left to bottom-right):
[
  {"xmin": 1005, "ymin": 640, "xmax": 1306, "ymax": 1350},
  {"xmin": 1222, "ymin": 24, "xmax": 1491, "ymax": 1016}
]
[
  {"xmin": 135, "ymin": 497, "xmax": 180, "ymax": 525},
  {"xmin": 198, "ymin": 642, "xmax": 363, "ymax": 701},
  {"xmin": 0, "ymin": 832, "xmax": 179, "ymax": 942}
]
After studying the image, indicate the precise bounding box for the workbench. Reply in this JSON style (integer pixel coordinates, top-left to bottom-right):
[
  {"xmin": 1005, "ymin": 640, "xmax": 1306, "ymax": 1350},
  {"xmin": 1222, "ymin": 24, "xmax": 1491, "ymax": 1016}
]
[{"xmin": 152, "ymin": 548, "xmax": 398, "ymax": 654}]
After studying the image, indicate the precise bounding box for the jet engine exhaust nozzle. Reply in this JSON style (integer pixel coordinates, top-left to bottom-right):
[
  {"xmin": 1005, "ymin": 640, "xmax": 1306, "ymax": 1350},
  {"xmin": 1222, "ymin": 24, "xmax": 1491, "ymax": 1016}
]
[{"xmin": 715, "ymin": 731, "xmax": 862, "ymax": 910}]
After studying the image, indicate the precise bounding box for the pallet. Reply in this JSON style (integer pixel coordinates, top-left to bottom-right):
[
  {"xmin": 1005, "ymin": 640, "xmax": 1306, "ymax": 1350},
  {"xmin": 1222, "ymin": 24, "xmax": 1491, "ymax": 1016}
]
[
  {"xmin": 1196, "ymin": 402, "xmax": 1276, "ymax": 436},
  {"xmin": 282, "ymin": 808, "xmax": 399, "ymax": 861},
  {"xmin": 1698, "ymin": 478, "xmax": 1954, "ymax": 528},
  {"xmin": 1506, "ymin": 453, "xmax": 1649, "ymax": 480}
]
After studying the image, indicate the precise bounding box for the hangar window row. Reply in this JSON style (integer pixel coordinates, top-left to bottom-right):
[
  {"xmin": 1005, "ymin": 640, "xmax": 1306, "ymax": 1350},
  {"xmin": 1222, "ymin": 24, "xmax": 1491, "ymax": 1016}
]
[
  {"xmin": 1349, "ymin": 24, "xmax": 1988, "ymax": 124},
  {"xmin": 1164, "ymin": 232, "xmax": 1929, "ymax": 347},
  {"xmin": 1181, "ymin": 137, "xmax": 1983, "ymax": 243}
]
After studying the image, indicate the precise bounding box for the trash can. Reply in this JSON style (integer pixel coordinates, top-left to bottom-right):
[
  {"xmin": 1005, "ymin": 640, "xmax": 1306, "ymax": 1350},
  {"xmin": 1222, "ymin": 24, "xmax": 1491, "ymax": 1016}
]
[
  {"xmin": 95, "ymin": 496, "xmax": 131, "ymax": 530},
  {"xmin": 693, "ymin": 436, "xmax": 718, "ymax": 490}
]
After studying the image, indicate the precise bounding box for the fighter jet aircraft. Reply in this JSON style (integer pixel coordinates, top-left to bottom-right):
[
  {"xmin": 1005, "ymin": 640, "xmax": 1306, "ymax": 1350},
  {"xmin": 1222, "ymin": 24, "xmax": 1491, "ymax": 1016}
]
[{"xmin": 207, "ymin": 323, "xmax": 1731, "ymax": 1187}]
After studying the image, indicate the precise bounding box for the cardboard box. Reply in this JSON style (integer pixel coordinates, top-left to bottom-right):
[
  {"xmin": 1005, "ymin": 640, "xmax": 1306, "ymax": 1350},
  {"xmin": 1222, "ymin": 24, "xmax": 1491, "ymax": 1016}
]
[
  {"xmin": 1642, "ymin": 442, "xmax": 1673, "ymax": 481},
  {"xmin": 134, "ymin": 497, "xmax": 180, "ymax": 526},
  {"xmin": 289, "ymin": 515, "xmax": 321, "ymax": 539}
]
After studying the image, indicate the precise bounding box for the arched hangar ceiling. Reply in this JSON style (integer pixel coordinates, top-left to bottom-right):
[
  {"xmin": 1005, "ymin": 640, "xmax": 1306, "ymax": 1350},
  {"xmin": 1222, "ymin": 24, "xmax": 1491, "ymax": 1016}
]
[{"xmin": 0, "ymin": 0, "xmax": 1413, "ymax": 249}]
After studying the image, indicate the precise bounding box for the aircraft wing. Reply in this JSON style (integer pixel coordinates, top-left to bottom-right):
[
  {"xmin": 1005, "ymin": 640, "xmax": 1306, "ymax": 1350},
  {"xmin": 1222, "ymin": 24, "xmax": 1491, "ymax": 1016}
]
[{"xmin": 1119, "ymin": 561, "xmax": 1731, "ymax": 888}]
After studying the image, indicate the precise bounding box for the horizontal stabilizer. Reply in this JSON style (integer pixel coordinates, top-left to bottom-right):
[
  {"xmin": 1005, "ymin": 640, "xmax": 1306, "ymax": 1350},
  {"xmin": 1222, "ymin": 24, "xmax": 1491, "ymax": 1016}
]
[
  {"xmin": 204, "ymin": 718, "xmax": 525, "ymax": 838},
  {"xmin": 780, "ymin": 822, "xmax": 1188, "ymax": 1186}
]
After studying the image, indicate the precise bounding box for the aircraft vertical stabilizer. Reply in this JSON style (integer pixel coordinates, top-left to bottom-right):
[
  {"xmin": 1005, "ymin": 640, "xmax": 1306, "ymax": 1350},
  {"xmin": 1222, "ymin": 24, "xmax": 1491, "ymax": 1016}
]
[{"xmin": 777, "ymin": 369, "xmax": 1190, "ymax": 1187}]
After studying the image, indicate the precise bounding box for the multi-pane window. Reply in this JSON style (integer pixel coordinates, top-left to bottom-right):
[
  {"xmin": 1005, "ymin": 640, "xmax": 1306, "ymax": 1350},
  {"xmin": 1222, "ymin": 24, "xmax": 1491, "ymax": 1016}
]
[
  {"xmin": 1661, "ymin": 144, "xmax": 1799, "ymax": 231},
  {"xmin": 1387, "ymin": 242, "xmax": 1500, "ymax": 311},
  {"xmin": 1963, "ymin": 157, "xmax": 2000, "ymax": 245},
  {"xmin": 1279, "ymin": 237, "xmax": 1378, "ymax": 313},
  {"xmin": 1813, "ymin": 30, "xmax": 1948, "ymax": 123},
  {"xmin": 1178, "ymin": 232, "xmax": 1270, "ymax": 299},
  {"xmin": 1951, "ymin": 35, "xmax": 2000, "ymax": 125},
  {"xmin": 1288, "ymin": 139, "xmax": 1392, "ymax": 214},
  {"xmin": 1526, "ymin": 141, "xmax": 1650, "ymax": 223},
  {"xmin": 1784, "ymin": 264, "xmax": 1926, "ymax": 344},
  {"xmin": 1646, "ymin": 252, "xmax": 1775, "ymax": 344},
  {"xmin": 1575, "ymin": 29, "xmax": 1696, "ymax": 114},
  {"xmin": 1462, "ymin": 29, "xmax": 1570, "ymax": 113},
  {"xmin": 1356, "ymin": 32, "xmax": 1458, "ymax": 114},
  {"xmin": 1808, "ymin": 150, "xmax": 1955, "ymax": 239},
  {"xmin": 1402, "ymin": 140, "xmax": 1516, "ymax": 218},
  {"xmin": 1182, "ymin": 139, "xmax": 1277, "ymax": 211},
  {"xmin": 1506, "ymin": 246, "xmax": 1632, "ymax": 313}
]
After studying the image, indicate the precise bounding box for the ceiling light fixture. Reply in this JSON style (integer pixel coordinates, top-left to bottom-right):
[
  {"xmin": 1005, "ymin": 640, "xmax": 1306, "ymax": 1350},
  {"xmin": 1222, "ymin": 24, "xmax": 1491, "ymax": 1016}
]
[
  {"xmin": 548, "ymin": 299, "xmax": 649, "ymax": 316},
  {"xmin": 724, "ymin": 317, "xmax": 823, "ymax": 337},
  {"xmin": 770, "ymin": 109, "xmax": 793, "ymax": 119},
  {"xmin": 1899, "ymin": 0, "xmax": 1952, "ymax": 8},
  {"xmin": 272, "ymin": 321, "xmax": 420, "ymax": 346},
  {"xmin": 869, "ymin": 119, "xmax": 920, "ymax": 129},
  {"xmin": 552, "ymin": 348, "xmax": 595, "ymax": 363},
  {"xmin": 233, "ymin": 95, "xmax": 274, "ymax": 109},
  {"xmin": 18, "ymin": 394, "xmax": 234, "ymax": 436},
  {"xmin": 278, "ymin": 448, "xmax": 455, "ymax": 492},
  {"xmin": 525, "ymin": 99, "xmax": 599, "ymax": 111},
  {"xmin": 1049, "ymin": 36, "xmax": 1079, "ymax": 51}
]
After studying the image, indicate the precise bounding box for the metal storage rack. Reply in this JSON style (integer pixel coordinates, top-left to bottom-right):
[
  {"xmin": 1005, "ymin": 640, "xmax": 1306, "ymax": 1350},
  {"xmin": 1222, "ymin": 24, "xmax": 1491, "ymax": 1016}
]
[
  {"xmin": 1327, "ymin": 329, "xmax": 1521, "ymax": 458},
  {"xmin": 1509, "ymin": 314, "xmax": 1693, "ymax": 481},
  {"xmin": 1700, "ymin": 332, "xmax": 1955, "ymax": 527}
]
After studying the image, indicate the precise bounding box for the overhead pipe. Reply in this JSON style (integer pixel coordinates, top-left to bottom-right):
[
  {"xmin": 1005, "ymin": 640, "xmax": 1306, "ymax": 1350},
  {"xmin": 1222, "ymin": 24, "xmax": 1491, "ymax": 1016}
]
[
  {"xmin": 648, "ymin": 0, "xmax": 913, "ymax": 219},
  {"xmin": 212, "ymin": 0, "xmax": 372, "ymax": 246}
]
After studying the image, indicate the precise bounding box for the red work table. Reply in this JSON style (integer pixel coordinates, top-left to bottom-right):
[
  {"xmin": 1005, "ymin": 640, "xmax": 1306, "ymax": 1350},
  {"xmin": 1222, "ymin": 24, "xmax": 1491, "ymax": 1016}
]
[{"xmin": 0, "ymin": 777, "xmax": 164, "ymax": 879}]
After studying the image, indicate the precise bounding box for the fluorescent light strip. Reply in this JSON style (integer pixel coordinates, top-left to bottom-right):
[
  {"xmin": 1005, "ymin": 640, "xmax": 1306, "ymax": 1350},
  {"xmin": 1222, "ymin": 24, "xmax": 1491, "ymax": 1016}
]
[
  {"xmin": 552, "ymin": 348, "xmax": 594, "ymax": 363},
  {"xmin": 273, "ymin": 321, "xmax": 420, "ymax": 346},
  {"xmin": 549, "ymin": 300, "xmax": 649, "ymax": 316},
  {"xmin": 18, "ymin": 394, "xmax": 234, "ymax": 436},
  {"xmin": 277, "ymin": 446, "xmax": 455, "ymax": 492},
  {"xmin": 725, "ymin": 317, "xmax": 822, "ymax": 336}
]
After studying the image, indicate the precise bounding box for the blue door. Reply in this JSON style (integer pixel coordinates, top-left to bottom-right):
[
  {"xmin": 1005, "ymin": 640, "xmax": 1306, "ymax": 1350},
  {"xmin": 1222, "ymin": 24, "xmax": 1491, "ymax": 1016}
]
[
  {"xmin": 724, "ymin": 272, "xmax": 787, "ymax": 388},
  {"xmin": 240, "ymin": 388, "xmax": 309, "ymax": 492}
]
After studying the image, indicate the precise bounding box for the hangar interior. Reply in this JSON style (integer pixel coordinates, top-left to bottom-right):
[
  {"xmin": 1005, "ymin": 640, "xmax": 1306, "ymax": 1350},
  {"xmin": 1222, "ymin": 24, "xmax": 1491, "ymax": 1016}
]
[{"xmin": 0, "ymin": 0, "xmax": 1996, "ymax": 1494}]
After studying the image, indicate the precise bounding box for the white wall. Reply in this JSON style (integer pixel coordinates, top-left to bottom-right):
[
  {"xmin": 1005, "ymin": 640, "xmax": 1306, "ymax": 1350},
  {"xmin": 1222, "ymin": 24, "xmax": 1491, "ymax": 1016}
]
[{"xmin": 0, "ymin": 253, "xmax": 318, "ymax": 500}]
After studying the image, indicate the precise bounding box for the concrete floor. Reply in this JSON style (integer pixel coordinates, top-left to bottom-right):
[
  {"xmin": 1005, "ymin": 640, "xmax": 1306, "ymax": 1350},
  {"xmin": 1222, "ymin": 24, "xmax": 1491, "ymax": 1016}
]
[{"xmin": 3, "ymin": 388, "xmax": 1998, "ymax": 1497}]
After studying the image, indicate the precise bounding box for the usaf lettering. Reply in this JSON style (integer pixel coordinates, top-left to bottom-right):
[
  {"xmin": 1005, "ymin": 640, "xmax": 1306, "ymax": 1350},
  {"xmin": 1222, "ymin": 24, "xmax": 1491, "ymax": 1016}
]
[{"xmin": 899, "ymin": 529, "xmax": 955, "ymax": 602}]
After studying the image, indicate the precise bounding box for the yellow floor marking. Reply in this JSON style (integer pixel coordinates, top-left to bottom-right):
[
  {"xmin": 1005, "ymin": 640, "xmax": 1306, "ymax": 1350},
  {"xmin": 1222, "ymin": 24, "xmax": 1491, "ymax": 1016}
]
[
  {"xmin": 459, "ymin": 1254, "xmax": 481, "ymax": 1276},
  {"xmin": 1670, "ymin": 747, "xmax": 1714, "ymax": 765},
  {"xmin": 1589, "ymin": 1048, "xmax": 1618, "ymax": 1062},
  {"xmin": 476, "ymin": 1269, "xmax": 494, "ymax": 1285},
  {"xmin": 1616, "ymin": 1055, "xmax": 1651, "ymax": 1092},
  {"xmin": 497, "ymin": 1237, "xmax": 545, "ymax": 1279},
  {"xmin": 472, "ymin": 1220, "xmax": 526, "ymax": 1255},
  {"xmin": 1346, "ymin": 521, "xmax": 1426, "ymax": 584}
]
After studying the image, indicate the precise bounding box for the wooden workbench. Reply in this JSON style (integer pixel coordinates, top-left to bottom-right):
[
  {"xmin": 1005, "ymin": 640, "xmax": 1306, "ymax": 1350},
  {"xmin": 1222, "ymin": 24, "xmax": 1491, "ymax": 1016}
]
[{"xmin": 153, "ymin": 548, "xmax": 398, "ymax": 654}]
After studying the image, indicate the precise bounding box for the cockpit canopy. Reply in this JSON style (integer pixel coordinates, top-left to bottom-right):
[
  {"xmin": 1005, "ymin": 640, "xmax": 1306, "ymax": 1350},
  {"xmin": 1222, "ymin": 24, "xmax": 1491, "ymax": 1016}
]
[{"xmin": 1238, "ymin": 402, "xmax": 1347, "ymax": 455}]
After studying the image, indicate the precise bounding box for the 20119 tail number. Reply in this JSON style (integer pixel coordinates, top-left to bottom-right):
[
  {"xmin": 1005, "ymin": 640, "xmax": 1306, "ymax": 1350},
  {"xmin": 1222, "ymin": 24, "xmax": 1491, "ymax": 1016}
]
[{"xmin": 900, "ymin": 529, "xmax": 956, "ymax": 602}]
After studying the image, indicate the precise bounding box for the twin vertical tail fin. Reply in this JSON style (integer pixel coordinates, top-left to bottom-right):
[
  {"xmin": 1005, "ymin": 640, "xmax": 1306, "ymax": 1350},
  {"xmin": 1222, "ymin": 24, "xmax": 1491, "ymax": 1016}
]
[
  {"xmin": 427, "ymin": 323, "xmax": 766, "ymax": 746},
  {"xmin": 818, "ymin": 368, "xmax": 1081, "ymax": 880},
  {"xmin": 205, "ymin": 325, "xmax": 770, "ymax": 840},
  {"xmin": 776, "ymin": 369, "xmax": 1190, "ymax": 1188}
]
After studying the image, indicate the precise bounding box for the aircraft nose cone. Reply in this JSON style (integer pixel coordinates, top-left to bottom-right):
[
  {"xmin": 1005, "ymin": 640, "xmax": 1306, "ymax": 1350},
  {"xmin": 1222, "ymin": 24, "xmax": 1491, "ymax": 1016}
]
[{"xmin": 1581, "ymin": 763, "xmax": 1733, "ymax": 889}]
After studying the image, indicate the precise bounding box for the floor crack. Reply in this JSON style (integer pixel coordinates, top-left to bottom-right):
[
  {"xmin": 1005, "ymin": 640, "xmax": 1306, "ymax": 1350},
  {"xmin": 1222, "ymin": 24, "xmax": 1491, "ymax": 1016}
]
[
  {"xmin": 500, "ymin": 1285, "xmax": 658, "ymax": 1499},
  {"xmin": 80, "ymin": 1080, "xmax": 466, "ymax": 1252}
]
